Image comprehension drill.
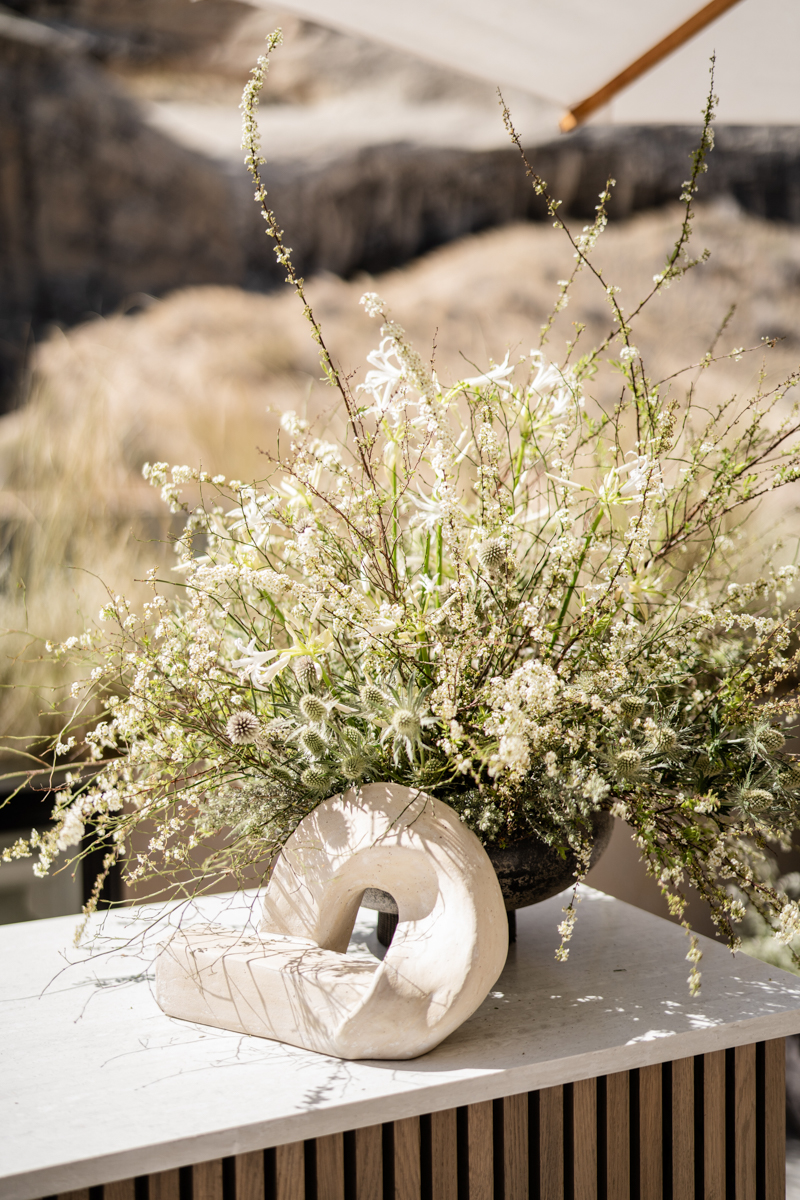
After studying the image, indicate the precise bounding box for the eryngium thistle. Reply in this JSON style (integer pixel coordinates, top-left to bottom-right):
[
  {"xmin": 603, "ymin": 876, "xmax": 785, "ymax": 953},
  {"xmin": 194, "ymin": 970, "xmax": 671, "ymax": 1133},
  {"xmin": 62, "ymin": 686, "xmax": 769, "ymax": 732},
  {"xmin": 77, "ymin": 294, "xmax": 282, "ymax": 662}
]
[
  {"xmin": 392, "ymin": 709, "xmax": 421, "ymax": 739},
  {"xmin": 745, "ymin": 723, "xmax": 786, "ymax": 757},
  {"xmin": 615, "ymin": 749, "xmax": 642, "ymax": 779},
  {"xmin": 226, "ymin": 711, "xmax": 261, "ymax": 745},
  {"xmin": 301, "ymin": 765, "xmax": 333, "ymax": 794},
  {"xmin": 759, "ymin": 727, "xmax": 786, "ymax": 754},
  {"xmin": 783, "ymin": 761, "xmax": 800, "ymax": 788},
  {"xmin": 620, "ymin": 694, "xmax": 646, "ymax": 718},
  {"xmin": 653, "ymin": 726, "xmax": 678, "ymax": 752},
  {"xmin": 476, "ymin": 538, "xmax": 507, "ymax": 573},
  {"xmin": 340, "ymin": 751, "xmax": 371, "ymax": 781},
  {"xmin": 300, "ymin": 729, "xmax": 327, "ymax": 758},
  {"xmin": 299, "ymin": 694, "xmax": 328, "ymax": 724},
  {"xmin": 293, "ymin": 656, "xmax": 319, "ymax": 690},
  {"xmin": 738, "ymin": 788, "xmax": 774, "ymax": 812},
  {"xmin": 360, "ymin": 683, "xmax": 386, "ymax": 710}
]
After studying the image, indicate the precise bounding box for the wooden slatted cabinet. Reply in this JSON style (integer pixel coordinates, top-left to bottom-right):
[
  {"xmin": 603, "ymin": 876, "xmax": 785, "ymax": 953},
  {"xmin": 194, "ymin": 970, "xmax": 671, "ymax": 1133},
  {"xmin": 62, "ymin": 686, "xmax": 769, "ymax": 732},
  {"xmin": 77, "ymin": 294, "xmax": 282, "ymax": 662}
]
[{"xmin": 49, "ymin": 1038, "xmax": 785, "ymax": 1200}]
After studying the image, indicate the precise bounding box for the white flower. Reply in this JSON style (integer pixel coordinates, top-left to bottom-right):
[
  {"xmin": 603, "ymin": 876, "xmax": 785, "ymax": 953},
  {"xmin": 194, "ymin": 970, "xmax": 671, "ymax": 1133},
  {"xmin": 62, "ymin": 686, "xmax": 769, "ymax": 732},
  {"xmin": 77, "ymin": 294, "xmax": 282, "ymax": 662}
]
[
  {"xmin": 358, "ymin": 338, "xmax": 404, "ymax": 410},
  {"xmin": 408, "ymin": 491, "xmax": 447, "ymax": 529},
  {"xmin": 616, "ymin": 455, "xmax": 653, "ymax": 498},
  {"xmin": 360, "ymin": 292, "xmax": 385, "ymax": 318},
  {"xmin": 231, "ymin": 638, "xmax": 292, "ymax": 689},
  {"xmin": 56, "ymin": 807, "xmax": 84, "ymax": 852},
  {"xmin": 365, "ymin": 618, "xmax": 397, "ymax": 635},
  {"xmin": 459, "ymin": 351, "xmax": 515, "ymax": 392},
  {"xmin": 775, "ymin": 900, "xmax": 800, "ymax": 945},
  {"xmin": 595, "ymin": 454, "xmax": 665, "ymax": 504}
]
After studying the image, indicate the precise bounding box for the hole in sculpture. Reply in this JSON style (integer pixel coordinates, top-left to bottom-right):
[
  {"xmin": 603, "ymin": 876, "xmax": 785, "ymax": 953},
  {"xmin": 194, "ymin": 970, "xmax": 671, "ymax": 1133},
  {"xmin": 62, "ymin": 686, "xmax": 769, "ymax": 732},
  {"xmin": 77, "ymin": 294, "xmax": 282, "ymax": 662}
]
[
  {"xmin": 357, "ymin": 885, "xmax": 399, "ymax": 949},
  {"xmin": 377, "ymin": 910, "xmax": 399, "ymax": 948}
]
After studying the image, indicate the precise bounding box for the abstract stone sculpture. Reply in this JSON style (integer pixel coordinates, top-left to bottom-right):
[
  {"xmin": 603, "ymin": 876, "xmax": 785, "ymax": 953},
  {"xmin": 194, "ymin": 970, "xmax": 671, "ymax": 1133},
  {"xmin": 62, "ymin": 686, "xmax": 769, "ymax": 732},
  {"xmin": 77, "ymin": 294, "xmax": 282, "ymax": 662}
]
[{"xmin": 155, "ymin": 783, "xmax": 508, "ymax": 1060}]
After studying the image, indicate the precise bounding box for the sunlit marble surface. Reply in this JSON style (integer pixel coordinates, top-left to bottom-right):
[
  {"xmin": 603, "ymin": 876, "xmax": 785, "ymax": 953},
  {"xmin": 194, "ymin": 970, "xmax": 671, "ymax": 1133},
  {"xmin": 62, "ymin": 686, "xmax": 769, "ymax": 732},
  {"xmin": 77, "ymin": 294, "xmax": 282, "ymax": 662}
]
[{"xmin": 2, "ymin": 887, "xmax": 800, "ymax": 1199}]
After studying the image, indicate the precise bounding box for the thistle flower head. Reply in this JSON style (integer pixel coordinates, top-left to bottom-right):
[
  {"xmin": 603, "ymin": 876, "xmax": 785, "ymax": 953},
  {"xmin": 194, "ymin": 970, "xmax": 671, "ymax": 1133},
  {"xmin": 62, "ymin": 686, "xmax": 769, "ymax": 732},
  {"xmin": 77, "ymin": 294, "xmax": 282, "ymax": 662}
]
[
  {"xmin": 299, "ymin": 729, "xmax": 327, "ymax": 759},
  {"xmin": 620, "ymin": 693, "xmax": 646, "ymax": 719},
  {"xmin": 391, "ymin": 709, "xmax": 420, "ymax": 739},
  {"xmin": 736, "ymin": 787, "xmax": 774, "ymax": 813},
  {"xmin": 340, "ymin": 750, "xmax": 372, "ymax": 782},
  {"xmin": 378, "ymin": 679, "xmax": 435, "ymax": 764},
  {"xmin": 653, "ymin": 726, "xmax": 679, "ymax": 752},
  {"xmin": 301, "ymin": 764, "xmax": 333, "ymax": 794},
  {"xmin": 360, "ymin": 683, "xmax": 386, "ymax": 711},
  {"xmin": 476, "ymin": 538, "xmax": 507, "ymax": 574},
  {"xmin": 293, "ymin": 656, "xmax": 320, "ymax": 690},
  {"xmin": 743, "ymin": 715, "xmax": 786, "ymax": 753},
  {"xmin": 614, "ymin": 749, "xmax": 643, "ymax": 779},
  {"xmin": 762, "ymin": 728, "xmax": 786, "ymax": 753},
  {"xmin": 783, "ymin": 761, "xmax": 800, "ymax": 788},
  {"xmin": 299, "ymin": 694, "xmax": 328, "ymax": 725},
  {"xmin": 226, "ymin": 711, "xmax": 261, "ymax": 745}
]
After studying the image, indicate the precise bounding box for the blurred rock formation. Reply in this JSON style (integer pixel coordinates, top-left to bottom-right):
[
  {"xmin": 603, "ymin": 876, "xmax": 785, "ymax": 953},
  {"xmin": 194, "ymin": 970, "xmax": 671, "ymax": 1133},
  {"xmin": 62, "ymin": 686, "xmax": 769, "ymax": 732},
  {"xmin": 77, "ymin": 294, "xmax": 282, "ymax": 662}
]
[{"xmin": 1, "ymin": 1, "xmax": 800, "ymax": 403}]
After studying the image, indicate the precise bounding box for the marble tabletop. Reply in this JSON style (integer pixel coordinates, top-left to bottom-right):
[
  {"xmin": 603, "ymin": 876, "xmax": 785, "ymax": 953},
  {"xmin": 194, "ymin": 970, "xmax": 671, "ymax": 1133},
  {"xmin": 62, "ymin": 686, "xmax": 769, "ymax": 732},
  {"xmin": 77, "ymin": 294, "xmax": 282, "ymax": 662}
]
[{"xmin": 2, "ymin": 887, "xmax": 800, "ymax": 1199}]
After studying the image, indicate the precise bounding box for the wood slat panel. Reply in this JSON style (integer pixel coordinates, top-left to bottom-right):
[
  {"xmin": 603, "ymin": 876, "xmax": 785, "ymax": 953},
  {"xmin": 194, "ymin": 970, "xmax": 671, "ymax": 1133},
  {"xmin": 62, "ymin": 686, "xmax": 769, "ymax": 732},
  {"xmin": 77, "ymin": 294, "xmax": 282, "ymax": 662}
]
[
  {"xmin": 354, "ymin": 1125, "xmax": 382, "ymax": 1200},
  {"xmin": 671, "ymin": 1057, "xmax": 694, "ymax": 1200},
  {"xmin": 149, "ymin": 1169, "xmax": 181, "ymax": 1200},
  {"xmin": 572, "ymin": 1078, "xmax": 596, "ymax": 1200},
  {"xmin": 193, "ymin": 1160, "xmax": 223, "ymax": 1200},
  {"xmin": 104, "ymin": 1182, "xmax": 136, "ymax": 1200},
  {"xmin": 275, "ymin": 1141, "xmax": 305, "ymax": 1200},
  {"xmin": 56, "ymin": 1191, "xmax": 90, "ymax": 1200},
  {"xmin": 430, "ymin": 1108, "xmax": 458, "ymax": 1200},
  {"xmin": 638, "ymin": 1065, "xmax": 662, "ymax": 1200},
  {"xmin": 394, "ymin": 1116, "xmax": 421, "ymax": 1200},
  {"xmin": 316, "ymin": 1133, "xmax": 345, "ymax": 1200},
  {"xmin": 606, "ymin": 1072, "xmax": 629, "ymax": 1200},
  {"xmin": 464, "ymin": 1101, "xmax": 493, "ymax": 1200},
  {"xmin": 735, "ymin": 1043, "xmax": 757, "ymax": 1200},
  {"xmin": 764, "ymin": 1038, "xmax": 786, "ymax": 1200},
  {"xmin": 234, "ymin": 1151, "xmax": 264, "ymax": 1200},
  {"xmin": 501, "ymin": 1093, "xmax": 528, "ymax": 1200},
  {"xmin": 703, "ymin": 1049, "xmax": 726, "ymax": 1200},
  {"xmin": 538, "ymin": 1086, "xmax": 564, "ymax": 1200}
]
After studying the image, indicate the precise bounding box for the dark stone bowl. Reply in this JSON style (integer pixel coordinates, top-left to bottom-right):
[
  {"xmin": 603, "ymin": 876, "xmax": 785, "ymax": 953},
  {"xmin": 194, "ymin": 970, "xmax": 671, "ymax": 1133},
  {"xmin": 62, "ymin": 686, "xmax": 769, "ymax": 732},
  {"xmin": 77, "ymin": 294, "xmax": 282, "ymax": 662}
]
[
  {"xmin": 486, "ymin": 811, "xmax": 614, "ymax": 910},
  {"xmin": 361, "ymin": 810, "xmax": 613, "ymax": 914}
]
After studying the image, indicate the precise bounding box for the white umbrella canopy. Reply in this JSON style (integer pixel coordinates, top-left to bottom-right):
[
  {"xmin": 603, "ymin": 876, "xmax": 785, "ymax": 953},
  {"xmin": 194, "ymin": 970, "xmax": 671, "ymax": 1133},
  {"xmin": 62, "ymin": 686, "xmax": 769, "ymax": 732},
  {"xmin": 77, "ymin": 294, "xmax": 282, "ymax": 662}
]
[{"xmin": 246, "ymin": 0, "xmax": 800, "ymax": 132}]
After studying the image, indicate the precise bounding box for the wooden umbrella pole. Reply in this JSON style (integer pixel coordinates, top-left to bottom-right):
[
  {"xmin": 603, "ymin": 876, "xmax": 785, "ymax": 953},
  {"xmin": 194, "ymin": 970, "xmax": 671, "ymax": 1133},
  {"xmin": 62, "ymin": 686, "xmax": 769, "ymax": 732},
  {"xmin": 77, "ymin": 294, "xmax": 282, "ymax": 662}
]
[{"xmin": 559, "ymin": 0, "xmax": 744, "ymax": 132}]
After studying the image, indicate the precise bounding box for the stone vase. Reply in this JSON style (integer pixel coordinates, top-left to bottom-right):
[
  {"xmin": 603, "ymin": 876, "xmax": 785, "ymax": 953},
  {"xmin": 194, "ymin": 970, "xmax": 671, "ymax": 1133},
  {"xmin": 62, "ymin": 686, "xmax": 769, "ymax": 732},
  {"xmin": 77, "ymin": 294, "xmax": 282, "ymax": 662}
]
[{"xmin": 366, "ymin": 810, "xmax": 614, "ymax": 946}]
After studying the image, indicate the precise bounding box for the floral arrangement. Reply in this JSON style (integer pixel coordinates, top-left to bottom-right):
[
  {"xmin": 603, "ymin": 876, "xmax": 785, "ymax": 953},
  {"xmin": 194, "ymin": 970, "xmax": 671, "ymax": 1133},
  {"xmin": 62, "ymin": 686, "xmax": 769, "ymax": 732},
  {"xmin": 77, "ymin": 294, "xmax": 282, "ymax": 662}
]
[{"xmin": 5, "ymin": 37, "xmax": 800, "ymax": 990}]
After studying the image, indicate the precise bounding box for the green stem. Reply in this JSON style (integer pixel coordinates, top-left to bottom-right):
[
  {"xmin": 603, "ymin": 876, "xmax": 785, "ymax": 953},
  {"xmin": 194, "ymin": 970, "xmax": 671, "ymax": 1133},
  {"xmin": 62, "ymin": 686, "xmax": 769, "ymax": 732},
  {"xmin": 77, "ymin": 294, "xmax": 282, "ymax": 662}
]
[{"xmin": 549, "ymin": 510, "xmax": 604, "ymax": 651}]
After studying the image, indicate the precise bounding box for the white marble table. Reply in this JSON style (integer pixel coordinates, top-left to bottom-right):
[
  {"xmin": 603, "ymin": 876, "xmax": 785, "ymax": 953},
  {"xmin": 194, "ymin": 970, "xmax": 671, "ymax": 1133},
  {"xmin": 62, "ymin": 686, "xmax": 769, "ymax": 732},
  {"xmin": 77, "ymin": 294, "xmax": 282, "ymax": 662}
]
[{"xmin": 2, "ymin": 887, "xmax": 799, "ymax": 1199}]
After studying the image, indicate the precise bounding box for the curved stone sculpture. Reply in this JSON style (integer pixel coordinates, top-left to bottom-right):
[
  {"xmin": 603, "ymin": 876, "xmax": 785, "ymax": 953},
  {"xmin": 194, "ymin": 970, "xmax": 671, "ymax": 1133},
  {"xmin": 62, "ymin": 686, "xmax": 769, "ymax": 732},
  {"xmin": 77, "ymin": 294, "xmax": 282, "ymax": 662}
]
[{"xmin": 155, "ymin": 783, "xmax": 508, "ymax": 1060}]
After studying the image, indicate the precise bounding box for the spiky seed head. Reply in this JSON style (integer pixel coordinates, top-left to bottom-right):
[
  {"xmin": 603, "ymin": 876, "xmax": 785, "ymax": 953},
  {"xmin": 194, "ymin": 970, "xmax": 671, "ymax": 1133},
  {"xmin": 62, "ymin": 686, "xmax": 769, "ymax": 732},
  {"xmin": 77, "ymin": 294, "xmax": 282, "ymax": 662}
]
[
  {"xmin": 783, "ymin": 761, "xmax": 800, "ymax": 788},
  {"xmin": 654, "ymin": 726, "xmax": 678, "ymax": 751},
  {"xmin": 759, "ymin": 727, "xmax": 786, "ymax": 754},
  {"xmin": 340, "ymin": 751, "xmax": 369, "ymax": 780},
  {"xmin": 620, "ymin": 693, "xmax": 646, "ymax": 718},
  {"xmin": 301, "ymin": 765, "xmax": 332, "ymax": 793},
  {"xmin": 341, "ymin": 725, "xmax": 362, "ymax": 746},
  {"xmin": 477, "ymin": 538, "xmax": 507, "ymax": 572},
  {"xmin": 299, "ymin": 694, "xmax": 328, "ymax": 724},
  {"xmin": 615, "ymin": 749, "xmax": 642, "ymax": 778},
  {"xmin": 226, "ymin": 711, "xmax": 261, "ymax": 745},
  {"xmin": 300, "ymin": 729, "xmax": 327, "ymax": 758},
  {"xmin": 292, "ymin": 656, "xmax": 318, "ymax": 690},
  {"xmin": 360, "ymin": 683, "xmax": 386, "ymax": 710},
  {"xmin": 392, "ymin": 709, "xmax": 421, "ymax": 739},
  {"xmin": 739, "ymin": 788, "xmax": 774, "ymax": 812}
]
